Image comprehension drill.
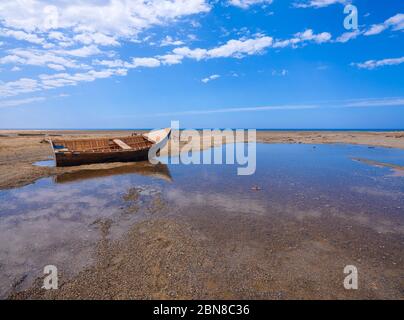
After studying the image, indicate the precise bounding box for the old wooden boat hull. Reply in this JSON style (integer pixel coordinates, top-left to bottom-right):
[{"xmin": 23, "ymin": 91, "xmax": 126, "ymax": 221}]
[
  {"xmin": 50, "ymin": 128, "xmax": 171, "ymax": 167},
  {"xmin": 54, "ymin": 148, "xmax": 150, "ymax": 167}
]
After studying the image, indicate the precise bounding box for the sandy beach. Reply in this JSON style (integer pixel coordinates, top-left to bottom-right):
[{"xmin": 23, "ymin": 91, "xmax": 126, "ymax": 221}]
[
  {"xmin": 1, "ymin": 0, "xmax": 403, "ymax": 306},
  {"xmin": 1, "ymin": 130, "xmax": 403, "ymax": 300}
]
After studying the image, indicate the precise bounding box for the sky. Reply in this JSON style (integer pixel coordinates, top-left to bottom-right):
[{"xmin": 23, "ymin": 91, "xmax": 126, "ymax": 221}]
[{"xmin": 0, "ymin": 0, "xmax": 403, "ymax": 129}]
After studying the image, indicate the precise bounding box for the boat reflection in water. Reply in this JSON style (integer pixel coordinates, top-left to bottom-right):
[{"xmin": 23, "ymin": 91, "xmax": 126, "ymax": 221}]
[{"xmin": 54, "ymin": 162, "xmax": 172, "ymax": 184}]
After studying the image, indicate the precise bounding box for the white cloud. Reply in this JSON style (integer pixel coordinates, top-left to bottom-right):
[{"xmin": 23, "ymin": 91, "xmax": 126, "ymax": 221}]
[
  {"xmin": 94, "ymin": 57, "xmax": 161, "ymax": 69},
  {"xmin": 364, "ymin": 24, "xmax": 387, "ymax": 36},
  {"xmin": 334, "ymin": 13, "xmax": 403, "ymax": 43},
  {"xmin": 344, "ymin": 98, "xmax": 404, "ymax": 108},
  {"xmin": 40, "ymin": 69, "xmax": 120, "ymax": 87},
  {"xmin": 99, "ymin": 30, "xmax": 331, "ymax": 71},
  {"xmin": 386, "ymin": 13, "xmax": 404, "ymax": 31},
  {"xmin": 173, "ymin": 47, "xmax": 208, "ymax": 60},
  {"xmin": 0, "ymin": 54, "xmax": 26, "ymax": 65},
  {"xmin": 351, "ymin": 57, "xmax": 404, "ymax": 69},
  {"xmin": 0, "ymin": 0, "xmax": 336, "ymax": 103},
  {"xmin": 364, "ymin": 13, "xmax": 404, "ymax": 36},
  {"xmin": 47, "ymin": 64, "xmax": 66, "ymax": 71},
  {"xmin": 273, "ymin": 29, "xmax": 331, "ymax": 48},
  {"xmin": 73, "ymin": 33, "xmax": 119, "ymax": 46},
  {"xmin": 153, "ymin": 104, "xmax": 318, "ymax": 117},
  {"xmin": 209, "ymin": 36, "xmax": 274, "ymax": 57},
  {"xmin": 0, "ymin": 0, "xmax": 213, "ymax": 100},
  {"xmin": 48, "ymin": 31, "xmax": 68, "ymax": 41},
  {"xmin": 336, "ymin": 30, "xmax": 361, "ymax": 43},
  {"xmin": 0, "ymin": 28, "xmax": 46, "ymax": 45},
  {"xmin": 158, "ymin": 54, "xmax": 184, "ymax": 65},
  {"xmin": 0, "ymin": 96, "xmax": 46, "ymax": 108},
  {"xmin": 272, "ymin": 69, "xmax": 288, "ymax": 76},
  {"xmin": 143, "ymin": 97, "xmax": 404, "ymax": 117},
  {"xmin": 0, "ymin": 28, "xmax": 335, "ymax": 98},
  {"xmin": 201, "ymin": 74, "xmax": 220, "ymax": 83},
  {"xmin": 0, "ymin": 0, "xmax": 210, "ymax": 36},
  {"xmin": 293, "ymin": 0, "xmax": 347, "ymax": 8},
  {"xmin": 0, "ymin": 67, "xmax": 128, "ymax": 97},
  {"xmin": 93, "ymin": 59, "xmax": 130, "ymax": 68},
  {"xmin": 0, "ymin": 0, "xmax": 211, "ymax": 80},
  {"xmin": 54, "ymin": 45, "xmax": 102, "ymax": 58},
  {"xmin": 172, "ymin": 36, "xmax": 274, "ymax": 61},
  {"xmin": 229, "ymin": 0, "xmax": 273, "ymax": 9},
  {"xmin": 131, "ymin": 57, "xmax": 161, "ymax": 68},
  {"xmin": 38, "ymin": 68, "xmax": 130, "ymax": 91},
  {"xmin": 0, "ymin": 78, "xmax": 40, "ymax": 97},
  {"xmin": 294, "ymin": 29, "xmax": 332, "ymax": 43},
  {"xmin": 160, "ymin": 36, "xmax": 185, "ymax": 47},
  {"xmin": 47, "ymin": 31, "xmax": 74, "ymax": 47},
  {"xmin": 0, "ymin": 48, "xmax": 85, "ymax": 69}
]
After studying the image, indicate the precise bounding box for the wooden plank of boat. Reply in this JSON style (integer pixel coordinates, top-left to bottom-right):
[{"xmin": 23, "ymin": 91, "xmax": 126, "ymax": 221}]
[
  {"xmin": 142, "ymin": 128, "xmax": 171, "ymax": 144},
  {"xmin": 113, "ymin": 139, "xmax": 132, "ymax": 150}
]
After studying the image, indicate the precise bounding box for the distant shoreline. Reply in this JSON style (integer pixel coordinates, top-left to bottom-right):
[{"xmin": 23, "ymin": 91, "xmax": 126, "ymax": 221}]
[{"xmin": 0, "ymin": 128, "xmax": 403, "ymax": 132}]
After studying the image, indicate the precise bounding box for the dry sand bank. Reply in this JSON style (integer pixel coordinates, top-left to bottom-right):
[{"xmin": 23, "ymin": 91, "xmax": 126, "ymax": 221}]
[
  {"xmin": 0, "ymin": 130, "xmax": 403, "ymax": 190},
  {"xmin": 256, "ymin": 130, "xmax": 404, "ymax": 149}
]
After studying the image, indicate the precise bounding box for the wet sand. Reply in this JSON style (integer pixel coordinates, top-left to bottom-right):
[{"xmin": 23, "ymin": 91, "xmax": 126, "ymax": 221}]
[
  {"xmin": 1, "ymin": 130, "xmax": 403, "ymax": 300},
  {"xmin": 10, "ymin": 214, "xmax": 403, "ymax": 300}
]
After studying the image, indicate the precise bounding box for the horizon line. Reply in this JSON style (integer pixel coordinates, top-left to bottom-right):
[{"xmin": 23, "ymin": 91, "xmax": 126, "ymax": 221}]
[{"xmin": 1, "ymin": 128, "xmax": 403, "ymax": 131}]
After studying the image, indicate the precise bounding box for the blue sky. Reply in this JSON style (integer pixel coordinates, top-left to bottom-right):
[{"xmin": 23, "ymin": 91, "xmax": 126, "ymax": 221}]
[{"xmin": 0, "ymin": 0, "xmax": 403, "ymax": 129}]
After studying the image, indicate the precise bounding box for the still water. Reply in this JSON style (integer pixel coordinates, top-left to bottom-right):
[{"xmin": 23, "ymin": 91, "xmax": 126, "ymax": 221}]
[{"xmin": 0, "ymin": 143, "xmax": 403, "ymax": 298}]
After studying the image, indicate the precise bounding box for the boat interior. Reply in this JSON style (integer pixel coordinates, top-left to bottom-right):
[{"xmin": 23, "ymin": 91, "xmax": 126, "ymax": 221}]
[{"xmin": 51, "ymin": 135, "xmax": 153, "ymax": 153}]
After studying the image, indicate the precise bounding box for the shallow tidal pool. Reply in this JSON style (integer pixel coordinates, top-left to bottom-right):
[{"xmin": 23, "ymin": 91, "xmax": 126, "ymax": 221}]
[{"xmin": 1, "ymin": 143, "xmax": 403, "ymax": 299}]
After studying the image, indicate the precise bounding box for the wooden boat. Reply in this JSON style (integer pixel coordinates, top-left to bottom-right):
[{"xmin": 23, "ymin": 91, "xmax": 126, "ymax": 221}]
[{"xmin": 50, "ymin": 128, "xmax": 171, "ymax": 167}]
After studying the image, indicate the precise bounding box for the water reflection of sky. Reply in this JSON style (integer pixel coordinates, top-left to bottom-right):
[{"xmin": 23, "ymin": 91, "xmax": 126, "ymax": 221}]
[
  {"xmin": 0, "ymin": 143, "xmax": 403, "ymax": 298},
  {"xmin": 33, "ymin": 160, "xmax": 55, "ymax": 167}
]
